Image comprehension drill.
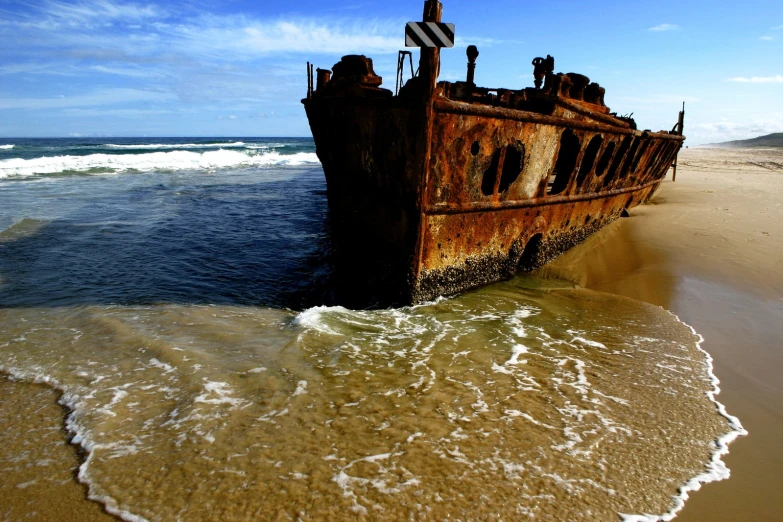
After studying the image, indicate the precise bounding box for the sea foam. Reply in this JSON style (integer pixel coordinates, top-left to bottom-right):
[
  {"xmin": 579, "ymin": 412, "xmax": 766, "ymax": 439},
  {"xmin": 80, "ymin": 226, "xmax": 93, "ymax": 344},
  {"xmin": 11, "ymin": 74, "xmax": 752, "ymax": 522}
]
[
  {"xmin": 0, "ymin": 144, "xmax": 14, "ymax": 149},
  {"xmin": 0, "ymin": 149, "xmax": 320, "ymax": 178},
  {"xmin": 620, "ymin": 314, "xmax": 747, "ymax": 522},
  {"xmin": 0, "ymin": 287, "xmax": 745, "ymax": 520},
  {"xmin": 104, "ymin": 141, "xmax": 246, "ymax": 150}
]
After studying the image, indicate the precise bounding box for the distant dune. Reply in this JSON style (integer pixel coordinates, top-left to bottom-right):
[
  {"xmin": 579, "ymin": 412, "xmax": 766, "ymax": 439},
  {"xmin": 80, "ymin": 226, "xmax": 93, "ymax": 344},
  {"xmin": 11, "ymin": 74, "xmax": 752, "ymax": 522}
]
[{"xmin": 705, "ymin": 132, "xmax": 783, "ymax": 148}]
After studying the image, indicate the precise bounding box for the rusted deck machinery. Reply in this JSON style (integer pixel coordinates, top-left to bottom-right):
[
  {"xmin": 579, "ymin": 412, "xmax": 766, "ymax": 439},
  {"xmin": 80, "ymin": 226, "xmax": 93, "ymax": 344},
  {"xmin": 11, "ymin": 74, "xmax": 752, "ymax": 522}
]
[{"xmin": 303, "ymin": 0, "xmax": 685, "ymax": 305}]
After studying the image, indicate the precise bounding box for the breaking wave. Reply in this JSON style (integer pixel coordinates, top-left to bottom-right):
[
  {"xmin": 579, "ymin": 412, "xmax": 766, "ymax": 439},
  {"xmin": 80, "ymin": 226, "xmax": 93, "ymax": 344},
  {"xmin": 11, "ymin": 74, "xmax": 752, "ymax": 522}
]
[
  {"xmin": 619, "ymin": 317, "xmax": 746, "ymax": 522},
  {"xmin": 0, "ymin": 149, "xmax": 320, "ymax": 178},
  {"xmin": 0, "ymin": 144, "xmax": 15, "ymax": 149},
  {"xmin": 104, "ymin": 141, "xmax": 247, "ymax": 150}
]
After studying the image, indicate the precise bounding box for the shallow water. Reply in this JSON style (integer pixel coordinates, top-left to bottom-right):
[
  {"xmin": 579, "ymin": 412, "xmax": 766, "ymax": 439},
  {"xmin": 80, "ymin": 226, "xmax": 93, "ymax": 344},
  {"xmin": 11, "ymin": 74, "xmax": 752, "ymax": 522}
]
[{"xmin": 0, "ymin": 138, "xmax": 741, "ymax": 520}]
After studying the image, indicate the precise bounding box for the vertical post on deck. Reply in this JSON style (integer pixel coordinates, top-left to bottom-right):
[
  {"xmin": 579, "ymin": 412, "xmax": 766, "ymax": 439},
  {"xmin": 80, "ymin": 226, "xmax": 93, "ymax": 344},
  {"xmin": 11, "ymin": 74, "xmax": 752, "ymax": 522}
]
[
  {"xmin": 411, "ymin": 0, "xmax": 443, "ymax": 291},
  {"xmin": 466, "ymin": 45, "xmax": 479, "ymax": 85},
  {"xmin": 672, "ymin": 101, "xmax": 685, "ymax": 182},
  {"xmin": 306, "ymin": 62, "xmax": 312, "ymax": 98}
]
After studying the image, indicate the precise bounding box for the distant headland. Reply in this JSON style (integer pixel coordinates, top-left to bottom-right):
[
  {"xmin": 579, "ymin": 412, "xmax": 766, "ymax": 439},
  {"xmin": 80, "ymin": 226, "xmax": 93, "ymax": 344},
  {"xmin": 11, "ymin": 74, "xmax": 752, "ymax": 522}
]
[{"xmin": 706, "ymin": 132, "xmax": 783, "ymax": 148}]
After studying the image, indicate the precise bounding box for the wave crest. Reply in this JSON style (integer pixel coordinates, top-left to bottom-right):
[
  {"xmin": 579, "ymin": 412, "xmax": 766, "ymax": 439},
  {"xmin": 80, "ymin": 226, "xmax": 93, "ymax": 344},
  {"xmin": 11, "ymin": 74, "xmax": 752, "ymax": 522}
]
[
  {"xmin": 104, "ymin": 142, "xmax": 246, "ymax": 150},
  {"xmin": 0, "ymin": 149, "xmax": 321, "ymax": 178}
]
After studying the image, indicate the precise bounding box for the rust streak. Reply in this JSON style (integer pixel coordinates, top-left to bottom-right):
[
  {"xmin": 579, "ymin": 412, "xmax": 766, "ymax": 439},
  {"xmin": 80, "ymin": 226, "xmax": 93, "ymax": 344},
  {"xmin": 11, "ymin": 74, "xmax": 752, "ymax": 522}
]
[{"xmin": 424, "ymin": 177, "xmax": 663, "ymax": 215}]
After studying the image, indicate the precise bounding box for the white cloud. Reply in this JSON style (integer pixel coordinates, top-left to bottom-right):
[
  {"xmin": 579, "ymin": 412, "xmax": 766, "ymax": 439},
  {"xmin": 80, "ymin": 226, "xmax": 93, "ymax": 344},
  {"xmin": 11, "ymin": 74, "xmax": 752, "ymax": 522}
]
[
  {"xmin": 63, "ymin": 49, "xmax": 184, "ymax": 65},
  {"xmin": 728, "ymin": 75, "xmax": 783, "ymax": 83},
  {"xmin": 63, "ymin": 108, "xmax": 176, "ymax": 117},
  {"xmin": 42, "ymin": 0, "xmax": 164, "ymax": 26},
  {"xmin": 0, "ymin": 1, "xmax": 163, "ymax": 33},
  {"xmin": 648, "ymin": 23, "xmax": 680, "ymax": 32},
  {"xmin": 612, "ymin": 94, "xmax": 700, "ymax": 107},
  {"xmin": 172, "ymin": 20, "xmax": 498, "ymax": 60},
  {"xmin": 760, "ymin": 36, "xmax": 775, "ymax": 41},
  {"xmin": 690, "ymin": 118, "xmax": 783, "ymax": 143},
  {"xmin": 0, "ymin": 88, "xmax": 175, "ymax": 109},
  {"xmin": 90, "ymin": 65, "xmax": 163, "ymax": 78},
  {"xmin": 454, "ymin": 36, "xmax": 500, "ymax": 48},
  {"xmin": 2, "ymin": 2, "xmax": 408, "ymax": 59},
  {"xmin": 168, "ymin": 18, "xmax": 404, "ymax": 57},
  {"xmin": 0, "ymin": 62, "xmax": 80, "ymax": 75}
]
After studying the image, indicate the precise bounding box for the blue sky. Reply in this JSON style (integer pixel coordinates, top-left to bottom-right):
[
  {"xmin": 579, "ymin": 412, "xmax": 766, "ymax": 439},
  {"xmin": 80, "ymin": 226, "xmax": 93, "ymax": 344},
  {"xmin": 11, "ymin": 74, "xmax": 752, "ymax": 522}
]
[{"xmin": 0, "ymin": 0, "xmax": 781, "ymax": 144}]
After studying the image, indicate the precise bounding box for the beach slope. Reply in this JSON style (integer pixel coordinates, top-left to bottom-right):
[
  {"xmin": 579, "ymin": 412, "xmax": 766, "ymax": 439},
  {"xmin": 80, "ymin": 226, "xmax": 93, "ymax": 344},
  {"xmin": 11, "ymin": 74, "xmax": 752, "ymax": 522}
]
[{"xmin": 540, "ymin": 146, "xmax": 783, "ymax": 520}]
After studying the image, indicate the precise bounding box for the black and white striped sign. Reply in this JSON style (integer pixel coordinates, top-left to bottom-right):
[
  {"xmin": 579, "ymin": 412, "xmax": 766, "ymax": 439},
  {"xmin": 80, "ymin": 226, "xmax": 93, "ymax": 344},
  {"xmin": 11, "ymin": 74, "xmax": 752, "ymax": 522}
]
[{"xmin": 405, "ymin": 22, "xmax": 455, "ymax": 48}]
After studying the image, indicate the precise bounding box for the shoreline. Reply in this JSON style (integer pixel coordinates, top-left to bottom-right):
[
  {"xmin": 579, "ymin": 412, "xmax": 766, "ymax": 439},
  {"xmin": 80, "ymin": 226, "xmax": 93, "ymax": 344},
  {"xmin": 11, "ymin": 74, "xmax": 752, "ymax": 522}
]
[
  {"xmin": 1, "ymin": 147, "xmax": 781, "ymax": 520},
  {"xmin": 0, "ymin": 374, "xmax": 117, "ymax": 521},
  {"xmin": 540, "ymin": 147, "xmax": 783, "ymax": 520}
]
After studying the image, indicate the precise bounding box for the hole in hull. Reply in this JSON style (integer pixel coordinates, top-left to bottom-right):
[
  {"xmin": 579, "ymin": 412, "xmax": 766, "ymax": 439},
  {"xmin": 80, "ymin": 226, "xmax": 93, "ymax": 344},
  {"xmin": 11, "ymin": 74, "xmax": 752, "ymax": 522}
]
[
  {"xmin": 481, "ymin": 148, "xmax": 501, "ymax": 196},
  {"xmin": 620, "ymin": 137, "xmax": 642, "ymax": 179},
  {"xmin": 604, "ymin": 136, "xmax": 632, "ymax": 187},
  {"xmin": 499, "ymin": 144, "xmax": 525, "ymax": 193},
  {"xmin": 630, "ymin": 139, "xmax": 651, "ymax": 174},
  {"xmin": 548, "ymin": 129, "xmax": 581, "ymax": 195},
  {"xmin": 576, "ymin": 135, "xmax": 603, "ymax": 188},
  {"xmin": 595, "ymin": 141, "xmax": 616, "ymax": 176},
  {"xmin": 518, "ymin": 233, "xmax": 543, "ymax": 270}
]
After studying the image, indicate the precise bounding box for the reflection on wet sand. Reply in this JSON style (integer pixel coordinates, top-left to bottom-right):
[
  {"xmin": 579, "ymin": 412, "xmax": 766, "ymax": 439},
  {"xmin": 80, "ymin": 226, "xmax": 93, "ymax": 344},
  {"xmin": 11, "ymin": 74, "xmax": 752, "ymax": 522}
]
[
  {"xmin": 539, "ymin": 147, "xmax": 783, "ymax": 522},
  {"xmin": 537, "ymin": 216, "xmax": 676, "ymax": 309},
  {"xmin": 0, "ymin": 376, "xmax": 115, "ymax": 521}
]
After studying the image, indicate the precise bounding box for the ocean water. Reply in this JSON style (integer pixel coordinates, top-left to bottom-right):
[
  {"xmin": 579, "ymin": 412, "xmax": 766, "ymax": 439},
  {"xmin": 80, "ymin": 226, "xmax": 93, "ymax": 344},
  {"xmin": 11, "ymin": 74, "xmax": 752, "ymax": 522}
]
[{"xmin": 0, "ymin": 138, "xmax": 743, "ymax": 520}]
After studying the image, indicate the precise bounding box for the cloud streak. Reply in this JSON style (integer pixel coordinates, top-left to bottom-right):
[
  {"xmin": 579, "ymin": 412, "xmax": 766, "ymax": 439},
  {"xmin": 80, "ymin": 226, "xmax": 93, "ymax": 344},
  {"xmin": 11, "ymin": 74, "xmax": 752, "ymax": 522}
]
[
  {"xmin": 90, "ymin": 65, "xmax": 165, "ymax": 78},
  {"xmin": 728, "ymin": 75, "xmax": 783, "ymax": 83},
  {"xmin": 1, "ymin": 1, "xmax": 406, "ymax": 59},
  {"xmin": 0, "ymin": 0, "xmax": 414, "ymax": 111},
  {"xmin": 38, "ymin": 0, "xmax": 164, "ymax": 27},
  {"xmin": 178, "ymin": 19, "xmax": 403, "ymax": 57},
  {"xmin": 690, "ymin": 118, "xmax": 783, "ymax": 143},
  {"xmin": 648, "ymin": 23, "xmax": 680, "ymax": 32},
  {"xmin": 612, "ymin": 94, "xmax": 699, "ymax": 110},
  {"xmin": 0, "ymin": 88, "xmax": 175, "ymax": 110}
]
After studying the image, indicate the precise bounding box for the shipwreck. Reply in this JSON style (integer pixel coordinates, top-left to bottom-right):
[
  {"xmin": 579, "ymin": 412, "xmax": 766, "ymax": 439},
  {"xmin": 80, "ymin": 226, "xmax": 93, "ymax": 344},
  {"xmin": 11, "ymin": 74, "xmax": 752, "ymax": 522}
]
[{"xmin": 303, "ymin": 0, "xmax": 685, "ymax": 306}]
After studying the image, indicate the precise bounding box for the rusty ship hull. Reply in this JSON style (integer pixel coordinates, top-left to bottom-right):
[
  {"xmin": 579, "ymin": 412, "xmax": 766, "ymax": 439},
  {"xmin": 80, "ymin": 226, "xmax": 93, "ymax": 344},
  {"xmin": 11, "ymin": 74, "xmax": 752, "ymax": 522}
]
[{"xmin": 303, "ymin": 1, "xmax": 684, "ymax": 306}]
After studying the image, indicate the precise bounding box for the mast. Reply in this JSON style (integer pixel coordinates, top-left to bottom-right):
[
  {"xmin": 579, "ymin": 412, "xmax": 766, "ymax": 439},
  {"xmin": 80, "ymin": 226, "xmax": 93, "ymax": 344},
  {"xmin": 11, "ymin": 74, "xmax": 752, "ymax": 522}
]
[
  {"xmin": 672, "ymin": 102, "xmax": 685, "ymax": 182},
  {"xmin": 412, "ymin": 0, "xmax": 443, "ymax": 295},
  {"xmin": 418, "ymin": 0, "xmax": 443, "ymax": 95}
]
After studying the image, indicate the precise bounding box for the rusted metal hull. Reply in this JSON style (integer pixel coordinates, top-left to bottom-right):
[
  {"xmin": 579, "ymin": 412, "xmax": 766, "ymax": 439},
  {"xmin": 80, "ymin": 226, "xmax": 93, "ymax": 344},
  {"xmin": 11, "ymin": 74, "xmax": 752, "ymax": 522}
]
[
  {"xmin": 304, "ymin": 89, "xmax": 681, "ymax": 305},
  {"xmin": 303, "ymin": 97, "xmax": 424, "ymax": 305},
  {"xmin": 410, "ymin": 99, "xmax": 681, "ymax": 302}
]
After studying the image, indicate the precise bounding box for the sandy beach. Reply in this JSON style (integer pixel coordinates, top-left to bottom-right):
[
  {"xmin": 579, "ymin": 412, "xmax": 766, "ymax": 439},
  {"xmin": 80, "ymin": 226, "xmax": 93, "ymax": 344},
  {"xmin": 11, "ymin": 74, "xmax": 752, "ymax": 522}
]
[
  {"xmin": 541, "ymin": 146, "xmax": 783, "ymax": 520},
  {"xmin": 0, "ymin": 376, "xmax": 115, "ymax": 521},
  {"xmin": 1, "ymin": 146, "xmax": 781, "ymax": 520}
]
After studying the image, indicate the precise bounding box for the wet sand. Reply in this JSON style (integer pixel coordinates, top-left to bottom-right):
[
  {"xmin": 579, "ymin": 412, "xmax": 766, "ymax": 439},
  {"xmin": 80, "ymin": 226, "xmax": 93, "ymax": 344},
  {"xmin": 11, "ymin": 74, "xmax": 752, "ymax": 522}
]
[
  {"xmin": 540, "ymin": 146, "xmax": 783, "ymax": 520},
  {"xmin": 1, "ymin": 146, "xmax": 780, "ymax": 520},
  {"xmin": 0, "ymin": 376, "xmax": 116, "ymax": 521}
]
